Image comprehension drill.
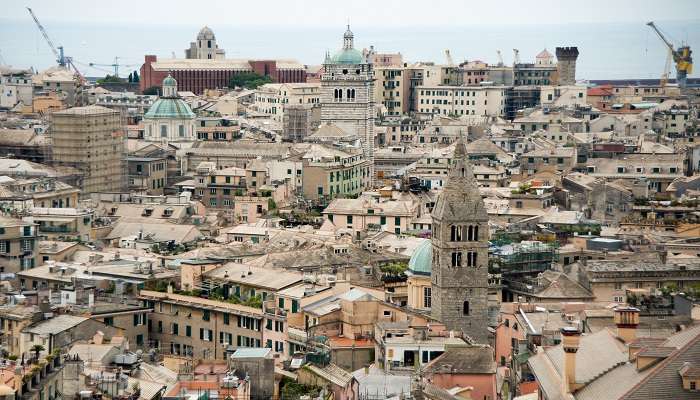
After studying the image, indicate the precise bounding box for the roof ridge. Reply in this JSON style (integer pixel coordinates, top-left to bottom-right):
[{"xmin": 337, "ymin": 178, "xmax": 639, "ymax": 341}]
[{"xmin": 619, "ymin": 326, "xmax": 700, "ymax": 398}]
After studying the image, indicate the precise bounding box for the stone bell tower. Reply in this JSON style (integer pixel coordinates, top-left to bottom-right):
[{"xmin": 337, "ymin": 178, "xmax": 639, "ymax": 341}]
[{"xmin": 430, "ymin": 137, "xmax": 490, "ymax": 343}]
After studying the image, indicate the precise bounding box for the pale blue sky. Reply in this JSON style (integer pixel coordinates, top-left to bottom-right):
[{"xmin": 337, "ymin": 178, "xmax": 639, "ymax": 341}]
[{"xmin": 8, "ymin": 0, "xmax": 700, "ymax": 27}]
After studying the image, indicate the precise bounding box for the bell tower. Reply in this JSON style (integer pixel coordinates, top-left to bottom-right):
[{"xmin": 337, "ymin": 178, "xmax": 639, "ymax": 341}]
[{"xmin": 430, "ymin": 137, "xmax": 490, "ymax": 343}]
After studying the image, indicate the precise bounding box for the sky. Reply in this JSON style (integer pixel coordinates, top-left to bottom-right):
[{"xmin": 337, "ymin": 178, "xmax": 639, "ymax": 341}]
[
  {"xmin": 2, "ymin": 0, "xmax": 698, "ymax": 79},
  {"xmin": 7, "ymin": 0, "xmax": 700, "ymax": 27}
]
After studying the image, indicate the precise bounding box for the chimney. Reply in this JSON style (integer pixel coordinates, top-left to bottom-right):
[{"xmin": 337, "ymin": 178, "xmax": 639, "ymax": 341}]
[
  {"xmin": 560, "ymin": 327, "xmax": 580, "ymax": 394},
  {"xmin": 614, "ymin": 307, "xmax": 640, "ymax": 343}
]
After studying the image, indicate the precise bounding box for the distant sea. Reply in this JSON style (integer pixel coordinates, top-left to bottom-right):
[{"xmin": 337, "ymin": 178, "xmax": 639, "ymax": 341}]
[{"xmin": 1, "ymin": 18, "xmax": 699, "ymax": 81}]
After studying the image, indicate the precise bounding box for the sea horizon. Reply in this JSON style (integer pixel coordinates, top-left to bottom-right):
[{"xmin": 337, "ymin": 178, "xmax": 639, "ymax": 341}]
[{"xmin": 1, "ymin": 18, "xmax": 699, "ymax": 81}]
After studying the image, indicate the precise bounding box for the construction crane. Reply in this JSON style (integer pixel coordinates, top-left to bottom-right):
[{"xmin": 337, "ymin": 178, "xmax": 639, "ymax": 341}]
[
  {"xmin": 660, "ymin": 48, "xmax": 673, "ymax": 87},
  {"xmin": 496, "ymin": 50, "xmax": 504, "ymax": 67},
  {"xmin": 89, "ymin": 57, "xmax": 139, "ymax": 78},
  {"xmin": 646, "ymin": 21, "xmax": 693, "ymax": 88},
  {"xmin": 26, "ymin": 7, "xmax": 84, "ymax": 81},
  {"xmin": 513, "ymin": 49, "xmax": 521, "ymax": 65}
]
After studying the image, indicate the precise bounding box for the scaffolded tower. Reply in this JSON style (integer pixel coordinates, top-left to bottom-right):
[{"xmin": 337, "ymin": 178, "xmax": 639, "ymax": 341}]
[{"xmin": 49, "ymin": 105, "xmax": 127, "ymax": 194}]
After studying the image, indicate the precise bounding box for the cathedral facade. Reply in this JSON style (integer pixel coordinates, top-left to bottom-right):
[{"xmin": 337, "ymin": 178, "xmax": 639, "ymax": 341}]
[{"xmin": 320, "ymin": 26, "xmax": 376, "ymax": 181}]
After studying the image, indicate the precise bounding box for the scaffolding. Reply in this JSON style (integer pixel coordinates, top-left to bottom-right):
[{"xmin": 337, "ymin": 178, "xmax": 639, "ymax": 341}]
[
  {"xmin": 491, "ymin": 240, "xmax": 559, "ymax": 276},
  {"xmin": 49, "ymin": 105, "xmax": 128, "ymax": 195}
]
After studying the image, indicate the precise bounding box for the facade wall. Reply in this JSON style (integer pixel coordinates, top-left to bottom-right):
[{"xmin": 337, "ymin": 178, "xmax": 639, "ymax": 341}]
[
  {"xmin": 0, "ymin": 221, "xmax": 38, "ymax": 274},
  {"xmin": 416, "ymin": 86, "xmax": 506, "ymax": 117}
]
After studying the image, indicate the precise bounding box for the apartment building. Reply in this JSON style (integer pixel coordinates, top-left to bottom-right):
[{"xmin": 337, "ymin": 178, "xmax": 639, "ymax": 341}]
[
  {"xmin": 50, "ymin": 105, "xmax": 126, "ymax": 194},
  {"xmin": 374, "ymin": 66, "xmax": 410, "ymax": 115},
  {"xmin": 415, "ymin": 86, "xmax": 506, "ymax": 117},
  {"xmin": 27, "ymin": 207, "xmax": 93, "ymax": 242},
  {"xmin": 0, "ymin": 178, "xmax": 79, "ymax": 211},
  {"xmin": 519, "ymin": 147, "xmax": 577, "ymax": 174},
  {"xmin": 584, "ymin": 153, "xmax": 685, "ymax": 192},
  {"xmin": 0, "ymin": 216, "xmax": 38, "ymax": 274},
  {"xmin": 140, "ymin": 290, "xmax": 270, "ymax": 360},
  {"xmin": 295, "ymin": 145, "xmax": 370, "ymax": 203},
  {"xmin": 322, "ymin": 197, "xmax": 417, "ymax": 235},
  {"xmin": 126, "ymin": 155, "xmax": 167, "ymax": 195},
  {"xmin": 253, "ymin": 83, "xmax": 320, "ymax": 122}
]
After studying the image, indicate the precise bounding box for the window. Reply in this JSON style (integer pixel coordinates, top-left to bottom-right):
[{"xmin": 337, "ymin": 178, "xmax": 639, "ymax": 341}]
[
  {"xmin": 423, "ymin": 287, "xmax": 432, "ymax": 308},
  {"xmin": 450, "ymin": 225, "xmax": 462, "ymax": 241},
  {"xmin": 202, "ymin": 310, "xmax": 210, "ymax": 321},
  {"xmin": 104, "ymin": 317, "xmax": 114, "ymax": 326},
  {"xmin": 133, "ymin": 314, "xmax": 146, "ymax": 326},
  {"xmin": 466, "ymin": 252, "xmax": 477, "ymax": 267},
  {"xmin": 614, "ymin": 282, "xmax": 622, "ymax": 290},
  {"xmin": 347, "ymin": 215, "xmax": 353, "ymax": 224},
  {"xmin": 160, "ymin": 125, "xmax": 167, "ymax": 137},
  {"xmin": 451, "ymin": 252, "xmax": 462, "ymax": 267},
  {"xmin": 178, "ymin": 125, "xmax": 185, "ymax": 137},
  {"xmin": 463, "ymin": 301, "xmax": 470, "ymax": 316},
  {"xmin": 186, "ymin": 325, "xmax": 191, "ymax": 337},
  {"xmin": 223, "ymin": 313, "xmax": 230, "ymax": 325},
  {"xmin": 172, "ymin": 323, "xmax": 179, "ymax": 335}
]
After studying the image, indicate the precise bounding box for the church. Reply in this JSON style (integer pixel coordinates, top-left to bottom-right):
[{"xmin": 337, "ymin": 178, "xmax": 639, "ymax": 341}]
[
  {"xmin": 142, "ymin": 75, "xmax": 196, "ymax": 144},
  {"xmin": 320, "ymin": 26, "xmax": 376, "ymax": 181}
]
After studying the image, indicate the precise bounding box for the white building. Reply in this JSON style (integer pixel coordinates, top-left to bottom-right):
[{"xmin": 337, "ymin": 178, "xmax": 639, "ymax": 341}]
[
  {"xmin": 415, "ymin": 85, "xmax": 506, "ymax": 117},
  {"xmin": 0, "ymin": 67, "xmax": 33, "ymax": 109},
  {"xmin": 253, "ymin": 83, "xmax": 320, "ymax": 122},
  {"xmin": 142, "ymin": 75, "xmax": 197, "ymax": 144}
]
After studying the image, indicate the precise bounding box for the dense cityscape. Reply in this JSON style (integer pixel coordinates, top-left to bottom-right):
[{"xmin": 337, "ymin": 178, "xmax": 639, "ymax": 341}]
[{"xmin": 0, "ymin": 3, "xmax": 699, "ymax": 400}]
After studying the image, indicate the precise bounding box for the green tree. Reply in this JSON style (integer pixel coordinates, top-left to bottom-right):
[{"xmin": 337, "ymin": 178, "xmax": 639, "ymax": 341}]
[
  {"xmin": 132, "ymin": 70, "xmax": 140, "ymax": 82},
  {"xmin": 228, "ymin": 72, "xmax": 272, "ymax": 89},
  {"xmin": 31, "ymin": 344, "xmax": 45, "ymax": 360},
  {"xmin": 97, "ymin": 74, "xmax": 125, "ymax": 84},
  {"xmin": 128, "ymin": 72, "xmax": 133, "ymax": 83}
]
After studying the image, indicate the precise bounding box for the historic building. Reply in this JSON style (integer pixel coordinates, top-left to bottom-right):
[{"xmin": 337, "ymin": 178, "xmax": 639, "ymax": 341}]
[
  {"xmin": 320, "ymin": 26, "xmax": 376, "ymax": 180},
  {"xmin": 142, "ymin": 75, "xmax": 196, "ymax": 144},
  {"xmin": 430, "ymin": 138, "xmax": 490, "ymax": 344},
  {"xmin": 185, "ymin": 26, "xmax": 226, "ymax": 60}
]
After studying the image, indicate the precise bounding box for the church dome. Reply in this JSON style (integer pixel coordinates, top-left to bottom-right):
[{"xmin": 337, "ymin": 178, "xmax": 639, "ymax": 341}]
[
  {"xmin": 408, "ymin": 240, "xmax": 432, "ymax": 276},
  {"xmin": 197, "ymin": 26, "xmax": 215, "ymax": 40},
  {"xmin": 144, "ymin": 98, "xmax": 195, "ymax": 120},
  {"xmin": 162, "ymin": 75, "xmax": 177, "ymax": 86},
  {"xmin": 331, "ymin": 48, "xmax": 364, "ymax": 64}
]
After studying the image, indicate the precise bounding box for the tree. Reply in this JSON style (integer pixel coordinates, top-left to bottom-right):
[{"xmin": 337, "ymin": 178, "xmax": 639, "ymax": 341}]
[
  {"xmin": 31, "ymin": 344, "xmax": 45, "ymax": 360},
  {"xmin": 132, "ymin": 70, "xmax": 140, "ymax": 82},
  {"xmin": 128, "ymin": 72, "xmax": 133, "ymax": 83},
  {"xmin": 96, "ymin": 74, "xmax": 124, "ymax": 84},
  {"xmin": 228, "ymin": 72, "xmax": 272, "ymax": 89},
  {"xmin": 143, "ymin": 86, "xmax": 160, "ymax": 96}
]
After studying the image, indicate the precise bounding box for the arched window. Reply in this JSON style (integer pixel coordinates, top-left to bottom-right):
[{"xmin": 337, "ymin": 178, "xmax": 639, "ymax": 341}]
[
  {"xmin": 473, "ymin": 225, "xmax": 479, "ymax": 241},
  {"xmin": 338, "ymin": 89, "xmax": 342, "ymax": 100},
  {"xmin": 334, "ymin": 89, "xmax": 338, "ymax": 99},
  {"xmin": 463, "ymin": 301, "xmax": 470, "ymax": 316},
  {"xmin": 347, "ymin": 89, "xmax": 352, "ymax": 100},
  {"xmin": 351, "ymin": 89, "xmax": 356, "ymax": 99},
  {"xmin": 467, "ymin": 226, "xmax": 473, "ymax": 241}
]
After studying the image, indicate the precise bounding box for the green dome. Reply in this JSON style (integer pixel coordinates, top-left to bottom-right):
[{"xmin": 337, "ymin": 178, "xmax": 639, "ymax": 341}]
[
  {"xmin": 144, "ymin": 98, "xmax": 195, "ymax": 119},
  {"xmin": 162, "ymin": 75, "xmax": 177, "ymax": 86},
  {"xmin": 331, "ymin": 48, "xmax": 364, "ymax": 64},
  {"xmin": 408, "ymin": 240, "xmax": 432, "ymax": 276}
]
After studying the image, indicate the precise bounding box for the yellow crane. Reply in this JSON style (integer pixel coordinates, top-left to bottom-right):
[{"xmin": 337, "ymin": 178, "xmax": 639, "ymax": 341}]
[{"xmin": 646, "ymin": 21, "xmax": 693, "ymax": 88}]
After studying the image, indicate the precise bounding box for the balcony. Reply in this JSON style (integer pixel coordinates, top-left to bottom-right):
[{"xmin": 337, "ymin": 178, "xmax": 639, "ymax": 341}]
[{"xmin": 39, "ymin": 225, "xmax": 74, "ymax": 234}]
